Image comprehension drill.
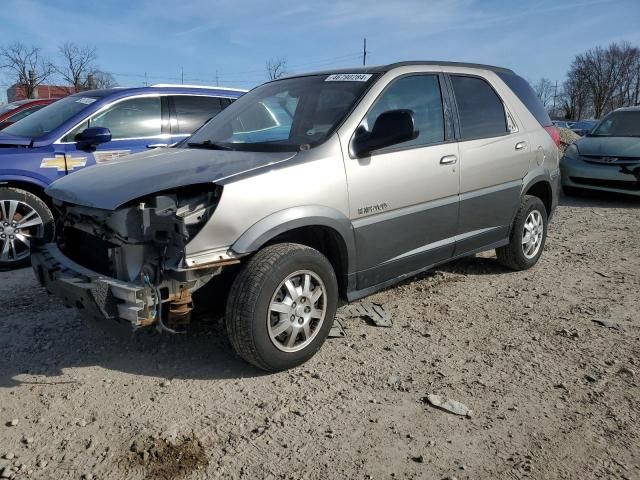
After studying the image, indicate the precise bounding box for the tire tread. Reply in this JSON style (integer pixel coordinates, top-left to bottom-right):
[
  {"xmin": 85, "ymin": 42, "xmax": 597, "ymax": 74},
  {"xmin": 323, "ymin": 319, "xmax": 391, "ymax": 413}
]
[
  {"xmin": 496, "ymin": 195, "xmax": 547, "ymax": 271},
  {"xmin": 226, "ymin": 243, "xmax": 320, "ymax": 371}
]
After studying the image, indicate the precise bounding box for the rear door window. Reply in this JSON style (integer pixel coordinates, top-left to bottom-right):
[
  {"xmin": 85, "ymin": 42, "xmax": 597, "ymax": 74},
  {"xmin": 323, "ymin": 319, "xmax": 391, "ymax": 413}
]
[
  {"xmin": 450, "ymin": 75, "xmax": 508, "ymax": 140},
  {"xmin": 171, "ymin": 96, "xmax": 227, "ymax": 135}
]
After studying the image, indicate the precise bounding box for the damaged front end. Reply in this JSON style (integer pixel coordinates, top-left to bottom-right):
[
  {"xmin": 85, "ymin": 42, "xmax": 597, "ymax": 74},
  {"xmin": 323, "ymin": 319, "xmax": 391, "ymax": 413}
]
[{"xmin": 32, "ymin": 184, "xmax": 234, "ymax": 331}]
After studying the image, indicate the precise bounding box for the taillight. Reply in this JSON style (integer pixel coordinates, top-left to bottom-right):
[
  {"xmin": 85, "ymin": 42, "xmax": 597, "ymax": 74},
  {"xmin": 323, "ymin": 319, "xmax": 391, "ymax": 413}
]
[{"xmin": 544, "ymin": 126, "xmax": 561, "ymax": 149}]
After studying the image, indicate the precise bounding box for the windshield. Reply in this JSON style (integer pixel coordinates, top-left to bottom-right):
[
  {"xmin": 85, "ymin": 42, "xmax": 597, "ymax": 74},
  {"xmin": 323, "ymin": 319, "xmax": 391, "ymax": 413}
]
[
  {"xmin": 0, "ymin": 102, "xmax": 22, "ymax": 115},
  {"xmin": 3, "ymin": 95, "xmax": 100, "ymax": 138},
  {"xmin": 591, "ymin": 111, "xmax": 640, "ymax": 137},
  {"xmin": 185, "ymin": 74, "xmax": 376, "ymax": 152}
]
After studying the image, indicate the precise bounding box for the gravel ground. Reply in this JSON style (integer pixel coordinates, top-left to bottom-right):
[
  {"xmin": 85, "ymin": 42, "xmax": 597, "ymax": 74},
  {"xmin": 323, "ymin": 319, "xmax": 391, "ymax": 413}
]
[{"xmin": 0, "ymin": 191, "xmax": 639, "ymax": 480}]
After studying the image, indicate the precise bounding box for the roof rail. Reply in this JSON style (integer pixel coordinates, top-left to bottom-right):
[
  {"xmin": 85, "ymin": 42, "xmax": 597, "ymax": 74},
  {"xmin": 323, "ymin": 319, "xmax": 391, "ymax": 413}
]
[{"xmin": 151, "ymin": 83, "xmax": 248, "ymax": 92}]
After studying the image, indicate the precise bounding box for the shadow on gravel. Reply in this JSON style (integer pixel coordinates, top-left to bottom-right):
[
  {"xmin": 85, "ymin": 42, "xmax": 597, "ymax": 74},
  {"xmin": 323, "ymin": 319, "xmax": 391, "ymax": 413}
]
[
  {"xmin": 0, "ymin": 316, "xmax": 266, "ymax": 388},
  {"xmin": 437, "ymin": 256, "xmax": 510, "ymax": 276},
  {"xmin": 0, "ymin": 270, "xmax": 266, "ymax": 387},
  {"xmin": 559, "ymin": 190, "xmax": 640, "ymax": 209}
]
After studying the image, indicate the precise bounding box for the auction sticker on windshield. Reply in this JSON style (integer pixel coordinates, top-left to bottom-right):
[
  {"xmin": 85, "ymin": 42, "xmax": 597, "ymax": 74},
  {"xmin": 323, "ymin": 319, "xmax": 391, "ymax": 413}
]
[
  {"xmin": 75, "ymin": 97, "xmax": 97, "ymax": 105},
  {"xmin": 325, "ymin": 73, "xmax": 372, "ymax": 82}
]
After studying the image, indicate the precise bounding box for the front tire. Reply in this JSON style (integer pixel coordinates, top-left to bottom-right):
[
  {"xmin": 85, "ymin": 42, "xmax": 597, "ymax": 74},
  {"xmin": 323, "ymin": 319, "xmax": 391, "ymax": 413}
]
[
  {"xmin": 496, "ymin": 195, "xmax": 547, "ymax": 271},
  {"xmin": 225, "ymin": 243, "xmax": 338, "ymax": 372},
  {"xmin": 0, "ymin": 187, "xmax": 54, "ymax": 269}
]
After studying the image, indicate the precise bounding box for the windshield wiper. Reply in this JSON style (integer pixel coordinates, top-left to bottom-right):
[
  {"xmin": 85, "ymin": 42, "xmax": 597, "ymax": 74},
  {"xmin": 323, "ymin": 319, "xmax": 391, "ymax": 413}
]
[{"xmin": 187, "ymin": 140, "xmax": 233, "ymax": 150}]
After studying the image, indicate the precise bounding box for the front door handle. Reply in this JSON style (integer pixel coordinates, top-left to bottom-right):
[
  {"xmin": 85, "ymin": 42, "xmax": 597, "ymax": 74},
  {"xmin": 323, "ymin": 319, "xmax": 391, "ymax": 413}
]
[
  {"xmin": 515, "ymin": 141, "xmax": 527, "ymax": 150},
  {"xmin": 146, "ymin": 143, "xmax": 168, "ymax": 148},
  {"xmin": 440, "ymin": 154, "xmax": 457, "ymax": 165}
]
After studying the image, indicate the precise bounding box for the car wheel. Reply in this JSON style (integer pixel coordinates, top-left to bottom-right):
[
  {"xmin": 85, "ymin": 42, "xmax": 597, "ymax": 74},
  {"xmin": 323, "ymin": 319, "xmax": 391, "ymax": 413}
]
[
  {"xmin": 496, "ymin": 195, "xmax": 547, "ymax": 271},
  {"xmin": 225, "ymin": 243, "xmax": 338, "ymax": 372},
  {"xmin": 0, "ymin": 187, "xmax": 54, "ymax": 269}
]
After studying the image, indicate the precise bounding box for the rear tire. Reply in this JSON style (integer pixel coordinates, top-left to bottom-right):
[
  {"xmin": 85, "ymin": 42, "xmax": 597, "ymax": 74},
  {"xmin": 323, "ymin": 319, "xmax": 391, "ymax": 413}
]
[
  {"xmin": 0, "ymin": 187, "xmax": 54, "ymax": 270},
  {"xmin": 225, "ymin": 243, "xmax": 338, "ymax": 372},
  {"xmin": 496, "ymin": 195, "xmax": 547, "ymax": 271}
]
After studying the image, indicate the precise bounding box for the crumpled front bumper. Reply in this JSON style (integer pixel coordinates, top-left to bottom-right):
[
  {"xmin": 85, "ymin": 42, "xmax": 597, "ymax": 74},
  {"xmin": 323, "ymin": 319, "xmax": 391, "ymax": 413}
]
[{"xmin": 31, "ymin": 243, "xmax": 156, "ymax": 328}]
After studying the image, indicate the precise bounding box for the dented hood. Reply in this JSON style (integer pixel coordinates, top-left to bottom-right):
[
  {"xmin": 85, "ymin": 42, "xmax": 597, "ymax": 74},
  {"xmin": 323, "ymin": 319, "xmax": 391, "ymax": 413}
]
[{"xmin": 46, "ymin": 147, "xmax": 297, "ymax": 210}]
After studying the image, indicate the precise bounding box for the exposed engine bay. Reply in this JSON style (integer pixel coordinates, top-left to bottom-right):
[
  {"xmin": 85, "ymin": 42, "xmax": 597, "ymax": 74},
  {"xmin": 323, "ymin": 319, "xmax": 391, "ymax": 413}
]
[{"xmin": 50, "ymin": 184, "xmax": 232, "ymax": 331}]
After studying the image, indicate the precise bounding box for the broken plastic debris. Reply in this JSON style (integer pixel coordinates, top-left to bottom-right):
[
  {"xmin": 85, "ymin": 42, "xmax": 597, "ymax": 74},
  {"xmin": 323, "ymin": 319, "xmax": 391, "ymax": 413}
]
[
  {"xmin": 328, "ymin": 318, "xmax": 346, "ymax": 338},
  {"xmin": 425, "ymin": 394, "xmax": 473, "ymax": 417},
  {"xmin": 592, "ymin": 319, "xmax": 622, "ymax": 330}
]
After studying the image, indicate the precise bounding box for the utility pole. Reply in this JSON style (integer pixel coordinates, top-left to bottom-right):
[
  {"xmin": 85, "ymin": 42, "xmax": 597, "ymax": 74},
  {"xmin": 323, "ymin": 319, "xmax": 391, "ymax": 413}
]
[
  {"xmin": 215, "ymin": 70, "xmax": 219, "ymax": 86},
  {"xmin": 181, "ymin": 67, "xmax": 184, "ymax": 84},
  {"xmin": 363, "ymin": 38, "xmax": 367, "ymax": 66},
  {"xmin": 552, "ymin": 80, "xmax": 558, "ymax": 114}
]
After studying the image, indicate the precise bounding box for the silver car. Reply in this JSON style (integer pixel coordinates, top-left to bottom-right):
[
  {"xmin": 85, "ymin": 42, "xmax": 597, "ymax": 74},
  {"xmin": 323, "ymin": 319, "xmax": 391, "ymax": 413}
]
[
  {"xmin": 561, "ymin": 106, "xmax": 640, "ymax": 196},
  {"xmin": 32, "ymin": 62, "xmax": 560, "ymax": 371}
]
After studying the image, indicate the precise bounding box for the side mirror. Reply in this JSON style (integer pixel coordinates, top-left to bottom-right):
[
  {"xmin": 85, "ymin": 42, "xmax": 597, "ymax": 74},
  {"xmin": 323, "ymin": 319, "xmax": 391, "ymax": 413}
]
[
  {"xmin": 352, "ymin": 109, "xmax": 418, "ymax": 157},
  {"xmin": 75, "ymin": 127, "xmax": 111, "ymax": 148}
]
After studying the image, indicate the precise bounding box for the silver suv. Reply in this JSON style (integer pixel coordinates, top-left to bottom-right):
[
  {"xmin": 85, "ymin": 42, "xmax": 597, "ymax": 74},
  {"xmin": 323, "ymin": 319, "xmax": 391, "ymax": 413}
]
[{"xmin": 32, "ymin": 62, "xmax": 560, "ymax": 371}]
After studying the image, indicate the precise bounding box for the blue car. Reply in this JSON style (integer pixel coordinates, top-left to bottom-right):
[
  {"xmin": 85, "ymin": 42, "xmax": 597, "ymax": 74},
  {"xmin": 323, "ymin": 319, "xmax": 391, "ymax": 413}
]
[{"xmin": 0, "ymin": 84, "xmax": 245, "ymax": 268}]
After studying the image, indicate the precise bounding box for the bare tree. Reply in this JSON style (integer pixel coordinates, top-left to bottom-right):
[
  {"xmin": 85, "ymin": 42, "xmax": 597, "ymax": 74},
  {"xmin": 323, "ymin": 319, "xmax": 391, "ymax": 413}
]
[
  {"xmin": 266, "ymin": 57, "xmax": 288, "ymax": 80},
  {"xmin": 533, "ymin": 78, "xmax": 555, "ymax": 108},
  {"xmin": 89, "ymin": 69, "xmax": 118, "ymax": 89},
  {"xmin": 56, "ymin": 42, "xmax": 97, "ymax": 92},
  {"xmin": 560, "ymin": 73, "xmax": 589, "ymax": 120},
  {"xmin": 570, "ymin": 42, "xmax": 640, "ymax": 118},
  {"xmin": 0, "ymin": 43, "xmax": 54, "ymax": 98}
]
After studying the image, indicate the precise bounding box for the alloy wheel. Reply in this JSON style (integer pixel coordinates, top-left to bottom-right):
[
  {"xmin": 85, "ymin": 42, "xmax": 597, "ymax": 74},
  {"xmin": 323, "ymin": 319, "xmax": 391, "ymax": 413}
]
[
  {"xmin": 0, "ymin": 199, "xmax": 44, "ymax": 263},
  {"xmin": 522, "ymin": 209, "xmax": 544, "ymax": 259},
  {"xmin": 267, "ymin": 270, "xmax": 327, "ymax": 353}
]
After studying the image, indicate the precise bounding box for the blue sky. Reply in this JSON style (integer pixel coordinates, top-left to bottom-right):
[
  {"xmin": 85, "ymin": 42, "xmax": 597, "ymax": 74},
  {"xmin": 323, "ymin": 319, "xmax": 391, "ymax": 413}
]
[{"xmin": 1, "ymin": 0, "xmax": 639, "ymax": 100}]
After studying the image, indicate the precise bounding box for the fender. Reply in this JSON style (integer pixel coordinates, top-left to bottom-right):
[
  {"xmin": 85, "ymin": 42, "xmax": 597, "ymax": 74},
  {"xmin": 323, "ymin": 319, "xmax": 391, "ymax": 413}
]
[
  {"xmin": 231, "ymin": 205, "xmax": 357, "ymax": 275},
  {"xmin": 521, "ymin": 170, "xmax": 552, "ymax": 196},
  {"xmin": 0, "ymin": 173, "xmax": 50, "ymax": 190},
  {"xmin": 518, "ymin": 167, "xmax": 560, "ymax": 222}
]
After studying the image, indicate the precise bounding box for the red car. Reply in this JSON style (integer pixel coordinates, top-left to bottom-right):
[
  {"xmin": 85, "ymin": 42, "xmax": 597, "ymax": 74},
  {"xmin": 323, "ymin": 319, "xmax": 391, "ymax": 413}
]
[{"xmin": 0, "ymin": 98, "xmax": 59, "ymax": 130}]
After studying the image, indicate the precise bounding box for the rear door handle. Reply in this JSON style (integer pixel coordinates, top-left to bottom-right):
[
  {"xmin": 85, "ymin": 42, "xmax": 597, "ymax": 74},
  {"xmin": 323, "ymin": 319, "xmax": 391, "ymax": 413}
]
[
  {"xmin": 515, "ymin": 141, "xmax": 527, "ymax": 150},
  {"xmin": 440, "ymin": 155, "xmax": 457, "ymax": 165},
  {"xmin": 146, "ymin": 143, "xmax": 168, "ymax": 148}
]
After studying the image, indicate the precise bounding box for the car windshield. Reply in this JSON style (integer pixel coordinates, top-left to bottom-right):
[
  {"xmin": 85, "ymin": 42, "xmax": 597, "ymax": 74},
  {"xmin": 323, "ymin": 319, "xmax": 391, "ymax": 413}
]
[
  {"xmin": 0, "ymin": 102, "xmax": 23, "ymax": 115},
  {"xmin": 591, "ymin": 111, "xmax": 640, "ymax": 137},
  {"xmin": 2, "ymin": 95, "xmax": 101, "ymax": 138},
  {"xmin": 185, "ymin": 74, "xmax": 376, "ymax": 152}
]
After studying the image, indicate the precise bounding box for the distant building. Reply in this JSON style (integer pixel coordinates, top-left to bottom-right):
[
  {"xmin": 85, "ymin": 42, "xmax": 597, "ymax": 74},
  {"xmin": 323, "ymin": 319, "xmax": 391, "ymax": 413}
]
[{"xmin": 6, "ymin": 83, "xmax": 71, "ymax": 102}]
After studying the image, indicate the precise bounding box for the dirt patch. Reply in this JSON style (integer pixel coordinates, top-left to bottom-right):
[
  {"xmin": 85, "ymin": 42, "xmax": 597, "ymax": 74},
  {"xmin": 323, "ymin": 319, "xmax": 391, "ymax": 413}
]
[
  {"xmin": 0, "ymin": 192, "xmax": 638, "ymax": 480},
  {"xmin": 126, "ymin": 436, "xmax": 208, "ymax": 480}
]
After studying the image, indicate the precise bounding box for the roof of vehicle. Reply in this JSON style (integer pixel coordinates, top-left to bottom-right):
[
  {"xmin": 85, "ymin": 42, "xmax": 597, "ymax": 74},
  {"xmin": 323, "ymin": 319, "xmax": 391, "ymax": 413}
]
[
  {"xmin": 283, "ymin": 61, "xmax": 515, "ymax": 79},
  {"xmin": 6, "ymin": 98, "xmax": 58, "ymax": 106},
  {"xmin": 67, "ymin": 84, "xmax": 247, "ymax": 99},
  {"xmin": 613, "ymin": 105, "xmax": 640, "ymax": 112}
]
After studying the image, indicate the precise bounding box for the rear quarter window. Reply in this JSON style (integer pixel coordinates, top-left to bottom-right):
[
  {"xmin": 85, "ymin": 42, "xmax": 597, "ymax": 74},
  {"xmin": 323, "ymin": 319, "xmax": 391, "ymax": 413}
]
[{"xmin": 497, "ymin": 72, "xmax": 552, "ymax": 127}]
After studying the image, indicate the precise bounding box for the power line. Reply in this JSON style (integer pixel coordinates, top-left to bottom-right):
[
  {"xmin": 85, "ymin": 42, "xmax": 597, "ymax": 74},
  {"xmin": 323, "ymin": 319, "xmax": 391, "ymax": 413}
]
[{"xmin": 109, "ymin": 52, "xmax": 364, "ymax": 87}]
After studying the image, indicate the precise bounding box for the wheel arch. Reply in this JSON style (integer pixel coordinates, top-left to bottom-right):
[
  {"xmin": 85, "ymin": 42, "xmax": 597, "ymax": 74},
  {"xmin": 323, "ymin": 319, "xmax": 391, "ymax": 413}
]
[
  {"xmin": 231, "ymin": 206, "xmax": 356, "ymax": 297},
  {"xmin": 523, "ymin": 178, "xmax": 553, "ymax": 216},
  {"xmin": 0, "ymin": 176, "xmax": 51, "ymax": 207}
]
